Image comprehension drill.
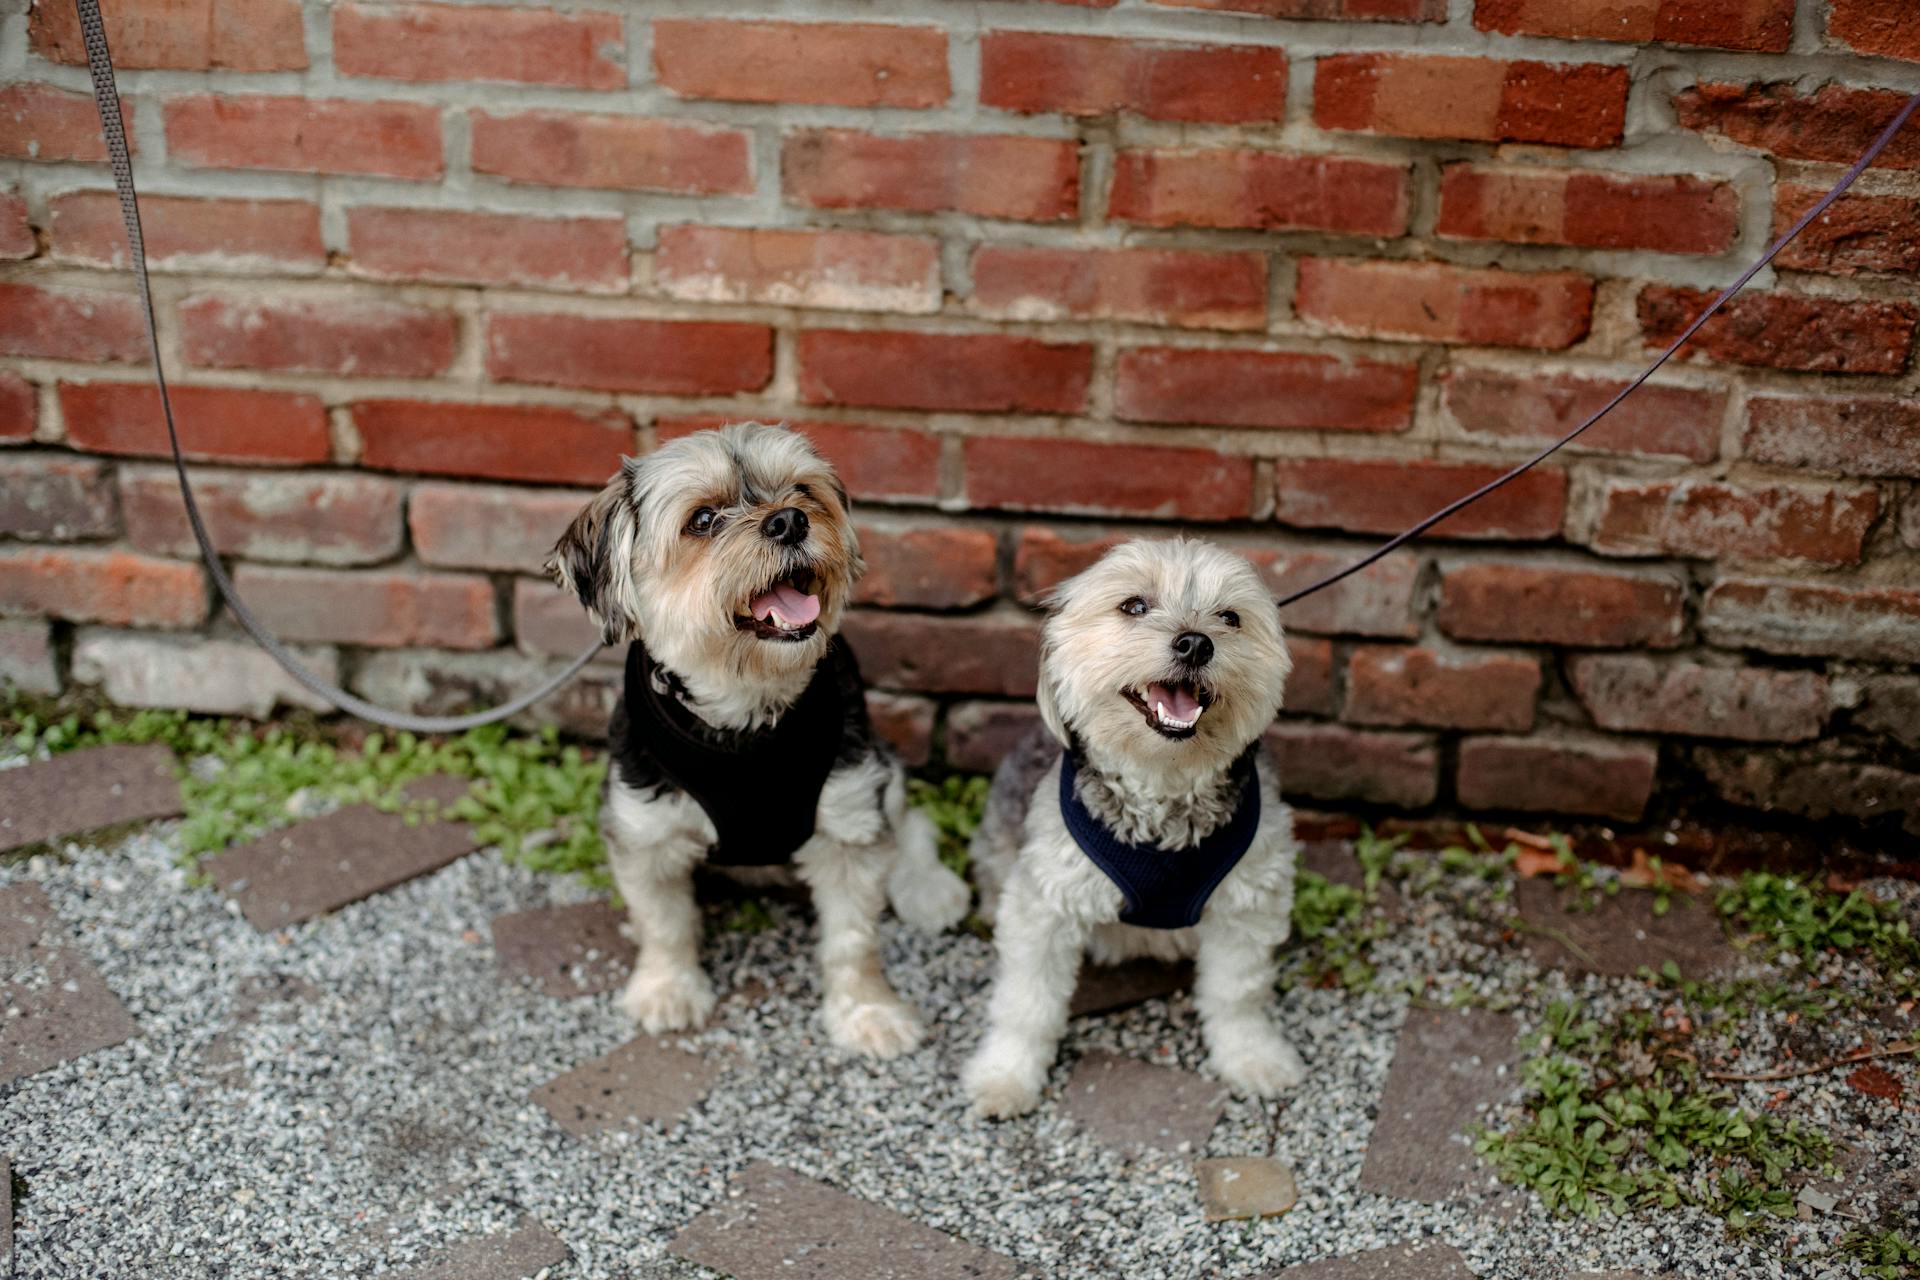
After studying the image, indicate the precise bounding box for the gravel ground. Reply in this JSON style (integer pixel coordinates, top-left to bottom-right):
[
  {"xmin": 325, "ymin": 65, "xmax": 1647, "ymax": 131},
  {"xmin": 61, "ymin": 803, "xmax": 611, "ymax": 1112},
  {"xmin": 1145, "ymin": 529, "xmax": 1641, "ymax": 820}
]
[{"xmin": 2, "ymin": 820, "xmax": 1914, "ymax": 1279}]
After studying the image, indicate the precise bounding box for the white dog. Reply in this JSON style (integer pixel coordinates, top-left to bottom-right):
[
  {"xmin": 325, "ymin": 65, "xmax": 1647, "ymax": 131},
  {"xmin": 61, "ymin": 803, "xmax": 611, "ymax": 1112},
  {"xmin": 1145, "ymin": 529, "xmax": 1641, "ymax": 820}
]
[
  {"xmin": 548, "ymin": 423, "xmax": 968, "ymax": 1058},
  {"xmin": 963, "ymin": 538, "xmax": 1303, "ymax": 1116}
]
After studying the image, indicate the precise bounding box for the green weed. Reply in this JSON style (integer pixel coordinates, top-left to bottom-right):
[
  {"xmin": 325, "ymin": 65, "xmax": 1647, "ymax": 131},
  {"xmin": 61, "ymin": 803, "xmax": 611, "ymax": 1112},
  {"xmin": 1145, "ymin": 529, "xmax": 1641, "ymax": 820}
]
[
  {"xmin": 1839, "ymin": 1229, "xmax": 1920, "ymax": 1279},
  {"xmin": 907, "ymin": 773, "xmax": 989, "ymax": 878}
]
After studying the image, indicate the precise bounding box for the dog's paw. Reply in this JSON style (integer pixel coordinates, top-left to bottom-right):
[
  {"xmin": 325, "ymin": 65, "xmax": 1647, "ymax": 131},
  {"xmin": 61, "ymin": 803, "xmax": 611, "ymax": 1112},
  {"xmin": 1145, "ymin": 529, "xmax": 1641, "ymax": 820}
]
[
  {"xmin": 962, "ymin": 1045, "xmax": 1046, "ymax": 1119},
  {"xmin": 889, "ymin": 861, "xmax": 971, "ymax": 934},
  {"xmin": 621, "ymin": 966, "xmax": 716, "ymax": 1034},
  {"xmin": 1212, "ymin": 1034, "xmax": 1306, "ymax": 1097},
  {"xmin": 826, "ymin": 997, "xmax": 923, "ymax": 1060}
]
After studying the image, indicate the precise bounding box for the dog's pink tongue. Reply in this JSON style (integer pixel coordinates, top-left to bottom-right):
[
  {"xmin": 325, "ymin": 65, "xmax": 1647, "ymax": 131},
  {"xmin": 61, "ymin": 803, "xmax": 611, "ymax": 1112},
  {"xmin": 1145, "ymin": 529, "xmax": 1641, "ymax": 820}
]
[
  {"xmin": 751, "ymin": 582, "xmax": 821, "ymax": 627},
  {"xmin": 1148, "ymin": 682, "xmax": 1202, "ymax": 721}
]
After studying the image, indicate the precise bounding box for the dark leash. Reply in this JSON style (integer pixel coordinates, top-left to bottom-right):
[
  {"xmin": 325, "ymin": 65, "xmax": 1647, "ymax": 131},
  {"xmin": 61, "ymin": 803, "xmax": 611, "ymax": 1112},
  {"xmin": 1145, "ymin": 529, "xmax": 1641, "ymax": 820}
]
[{"xmin": 73, "ymin": 0, "xmax": 1920, "ymax": 725}]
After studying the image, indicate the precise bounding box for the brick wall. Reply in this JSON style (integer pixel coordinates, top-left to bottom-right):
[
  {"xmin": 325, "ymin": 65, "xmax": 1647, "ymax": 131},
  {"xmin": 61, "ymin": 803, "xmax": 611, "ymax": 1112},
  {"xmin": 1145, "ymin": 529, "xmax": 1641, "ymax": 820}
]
[{"xmin": 1, "ymin": 0, "xmax": 1917, "ymax": 841}]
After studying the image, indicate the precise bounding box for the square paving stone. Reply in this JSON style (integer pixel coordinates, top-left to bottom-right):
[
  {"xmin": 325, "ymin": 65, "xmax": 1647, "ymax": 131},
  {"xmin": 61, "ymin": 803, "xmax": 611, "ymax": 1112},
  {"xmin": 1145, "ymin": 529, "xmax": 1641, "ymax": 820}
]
[
  {"xmin": 492, "ymin": 901, "xmax": 635, "ymax": 998},
  {"xmin": 0, "ymin": 882, "xmax": 137, "ymax": 1085},
  {"xmin": 1194, "ymin": 1156, "xmax": 1298, "ymax": 1222},
  {"xmin": 1514, "ymin": 879, "xmax": 1735, "ymax": 978},
  {"xmin": 1358, "ymin": 1006, "xmax": 1519, "ymax": 1204},
  {"xmin": 1268, "ymin": 1242, "xmax": 1477, "ymax": 1279},
  {"xmin": 0, "ymin": 744, "xmax": 182, "ymax": 853},
  {"xmin": 670, "ymin": 1161, "xmax": 1019, "ymax": 1280},
  {"xmin": 390, "ymin": 1218, "xmax": 568, "ymax": 1280},
  {"xmin": 1069, "ymin": 958, "xmax": 1192, "ymax": 1018},
  {"xmin": 532, "ymin": 1035, "xmax": 723, "ymax": 1136},
  {"xmin": 202, "ymin": 776, "xmax": 481, "ymax": 931},
  {"xmin": 1062, "ymin": 1050, "xmax": 1227, "ymax": 1154}
]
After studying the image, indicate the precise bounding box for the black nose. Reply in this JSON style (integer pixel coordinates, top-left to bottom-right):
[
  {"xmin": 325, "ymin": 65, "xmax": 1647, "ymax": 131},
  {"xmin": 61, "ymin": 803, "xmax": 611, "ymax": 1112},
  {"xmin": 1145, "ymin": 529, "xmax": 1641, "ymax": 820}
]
[
  {"xmin": 762, "ymin": 506, "xmax": 809, "ymax": 546},
  {"xmin": 1172, "ymin": 631, "xmax": 1214, "ymax": 667}
]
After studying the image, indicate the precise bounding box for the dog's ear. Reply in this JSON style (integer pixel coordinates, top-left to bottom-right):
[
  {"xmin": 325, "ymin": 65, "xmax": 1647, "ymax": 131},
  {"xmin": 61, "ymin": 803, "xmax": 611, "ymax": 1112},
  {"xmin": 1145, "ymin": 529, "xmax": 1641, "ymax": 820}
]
[
  {"xmin": 546, "ymin": 463, "xmax": 641, "ymax": 646},
  {"xmin": 1035, "ymin": 649, "xmax": 1072, "ymax": 749}
]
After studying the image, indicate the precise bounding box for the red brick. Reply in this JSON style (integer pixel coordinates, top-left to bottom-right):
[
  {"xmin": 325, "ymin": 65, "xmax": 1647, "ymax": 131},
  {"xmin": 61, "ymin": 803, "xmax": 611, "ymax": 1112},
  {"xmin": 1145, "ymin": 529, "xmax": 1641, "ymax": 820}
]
[
  {"xmin": 60, "ymin": 383, "xmax": 330, "ymax": 465},
  {"xmin": 784, "ymin": 129, "xmax": 1080, "ymax": 222},
  {"xmin": 798, "ymin": 330, "xmax": 1089, "ymax": 415},
  {"xmin": 1437, "ymin": 166, "xmax": 1737, "ymax": 255},
  {"xmin": 471, "ymin": 111, "xmax": 753, "ymax": 196},
  {"xmin": 29, "ymin": 0, "xmax": 306, "ymax": 70},
  {"xmin": 231, "ymin": 565, "xmax": 498, "ymax": 649},
  {"xmin": 1115, "ymin": 347, "xmax": 1418, "ymax": 433},
  {"xmin": 1265, "ymin": 723, "xmax": 1438, "ymax": 809},
  {"xmin": 164, "ymin": 95, "xmax": 442, "ymax": 180},
  {"xmin": 1700, "ymin": 753, "xmax": 1920, "ymax": 839},
  {"xmin": 347, "ymin": 208, "xmax": 628, "ymax": 292},
  {"xmin": 0, "ymin": 374, "xmax": 32, "ymax": 441},
  {"xmin": 971, "ymin": 246, "xmax": 1265, "ymax": 331},
  {"xmin": 1704, "ymin": 578, "xmax": 1920, "ymax": 665},
  {"xmin": 334, "ymin": 3, "xmax": 624, "ymax": 89},
  {"xmin": 0, "ymin": 83, "xmax": 133, "ymax": 163},
  {"xmin": 0, "ymin": 618, "xmax": 57, "ymax": 696},
  {"xmin": 179, "ymin": 296, "xmax": 458, "ymax": 379},
  {"xmin": 1639, "ymin": 284, "xmax": 1915, "ymax": 375},
  {"xmin": 0, "ymin": 190, "xmax": 31, "ymax": 260},
  {"xmin": 0, "ymin": 283, "xmax": 145, "ymax": 363},
  {"xmin": 1108, "ymin": 149, "xmax": 1409, "ymax": 236},
  {"xmin": 1297, "ymin": 259, "xmax": 1593, "ymax": 349},
  {"xmin": 944, "ymin": 701, "xmax": 1045, "ymax": 774},
  {"xmin": 1589, "ymin": 479, "xmax": 1878, "ymax": 566},
  {"xmin": 487, "ymin": 314, "xmax": 771, "ymax": 396},
  {"xmin": 409, "ymin": 483, "xmax": 592, "ymax": 573},
  {"xmin": 0, "ymin": 454, "xmax": 117, "ymax": 541},
  {"xmin": 981, "ymin": 32, "xmax": 1285, "ymax": 123},
  {"xmin": 1569, "ymin": 655, "xmax": 1826, "ymax": 743},
  {"xmin": 967, "ymin": 438, "xmax": 1253, "ymax": 521},
  {"xmin": 1010, "ymin": 526, "xmax": 1125, "ymax": 603},
  {"xmin": 120, "ymin": 467, "xmax": 404, "ymax": 566},
  {"xmin": 656, "ymin": 226, "xmax": 939, "ymax": 314},
  {"xmin": 512, "ymin": 576, "xmax": 599, "ymax": 657},
  {"xmin": 853, "ymin": 523, "xmax": 999, "ymax": 609},
  {"xmin": 49, "ymin": 192, "xmax": 324, "ymax": 273},
  {"xmin": 1274, "ymin": 458, "xmax": 1566, "ymax": 540},
  {"xmin": 1346, "ymin": 644, "xmax": 1539, "ymax": 731},
  {"xmin": 842, "ymin": 610, "xmax": 1041, "ymax": 696},
  {"xmin": 1441, "ymin": 367, "xmax": 1722, "ymax": 462},
  {"xmin": 1155, "ymin": 0, "xmax": 1445, "ymax": 18},
  {"xmin": 1743, "ymin": 395, "xmax": 1920, "ymax": 477},
  {"xmin": 1905, "ymin": 494, "xmax": 1920, "ymax": 551},
  {"xmin": 1257, "ymin": 549, "xmax": 1423, "ymax": 639},
  {"xmin": 1283, "ymin": 635, "xmax": 1336, "ymax": 717},
  {"xmin": 1673, "ymin": 82, "xmax": 1920, "ymax": 170},
  {"xmin": 1859, "ymin": 675, "xmax": 1920, "ymax": 749},
  {"xmin": 0, "ymin": 547, "xmax": 206, "ymax": 628},
  {"xmin": 868, "ymin": 691, "xmax": 935, "ymax": 767},
  {"xmin": 1456, "ymin": 734, "xmax": 1657, "ymax": 821},
  {"xmin": 1436, "ymin": 560, "xmax": 1686, "ymax": 648},
  {"xmin": 1827, "ymin": 0, "xmax": 1920, "ymax": 61},
  {"xmin": 1474, "ymin": 0, "xmax": 1793, "ymax": 51},
  {"xmin": 656, "ymin": 417, "xmax": 941, "ymax": 503},
  {"xmin": 1774, "ymin": 186, "xmax": 1920, "ymax": 277},
  {"xmin": 1314, "ymin": 54, "xmax": 1628, "ymax": 148},
  {"xmin": 655, "ymin": 19, "xmax": 947, "ymax": 109},
  {"xmin": 352, "ymin": 400, "xmax": 630, "ymax": 487}
]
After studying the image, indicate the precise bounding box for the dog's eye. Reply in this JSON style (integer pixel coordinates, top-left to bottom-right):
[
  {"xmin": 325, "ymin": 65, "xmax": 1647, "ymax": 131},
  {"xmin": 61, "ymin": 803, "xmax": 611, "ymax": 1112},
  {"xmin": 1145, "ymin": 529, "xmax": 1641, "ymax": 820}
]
[
  {"xmin": 1218, "ymin": 610, "xmax": 1241, "ymax": 630},
  {"xmin": 684, "ymin": 507, "xmax": 719, "ymax": 537},
  {"xmin": 1119, "ymin": 596, "xmax": 1149, "ymax": 617},
  {"xmin": 793, "ymin": 483, "xmax": 811, "ymax": 498}
]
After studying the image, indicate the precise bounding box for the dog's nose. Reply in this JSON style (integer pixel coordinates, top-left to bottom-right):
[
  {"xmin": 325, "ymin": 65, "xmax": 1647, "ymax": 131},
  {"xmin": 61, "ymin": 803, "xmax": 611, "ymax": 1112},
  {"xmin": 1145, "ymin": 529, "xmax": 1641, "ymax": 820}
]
[
  {"xmin": 1172, "ymin": 631, "xmax": 1214, "ymax": 667},
  {"xmin": 762, "ymin": 506, "xmax": 809, "ymax": 546}
]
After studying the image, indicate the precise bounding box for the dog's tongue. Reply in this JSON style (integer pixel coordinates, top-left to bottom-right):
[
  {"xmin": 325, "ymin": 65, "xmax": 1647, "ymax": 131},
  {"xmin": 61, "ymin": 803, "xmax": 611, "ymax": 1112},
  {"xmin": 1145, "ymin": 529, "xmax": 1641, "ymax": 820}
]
[
  {"xmin": 1148, "ymin": 682, "xmax": 1202, "ymax": 722},
  {"xmin": 751, "ymin": 581, "xmax": 821, "ymax": 627}
]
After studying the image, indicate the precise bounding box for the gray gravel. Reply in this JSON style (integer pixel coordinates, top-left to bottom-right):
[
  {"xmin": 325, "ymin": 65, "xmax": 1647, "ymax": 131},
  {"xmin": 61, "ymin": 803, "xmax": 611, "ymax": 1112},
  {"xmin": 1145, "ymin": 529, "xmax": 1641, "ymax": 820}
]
[{"xmin": 1, "ymin": 821, "xmax": 1912, "ymax": 1279}]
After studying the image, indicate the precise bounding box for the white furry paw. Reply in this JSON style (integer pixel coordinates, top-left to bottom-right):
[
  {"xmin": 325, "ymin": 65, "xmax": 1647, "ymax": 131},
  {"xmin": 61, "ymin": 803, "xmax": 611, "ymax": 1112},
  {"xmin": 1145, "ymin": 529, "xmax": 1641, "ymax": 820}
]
[
  {"xmin": 621, "ymin": 966, "xmax": 716, "ymax": 1034},
  {"xmin": 1211, "ymin": 1031, "xmax": 1306, "ymax": 1098},
  {"xmin": 825, "ymin": 997, "xmax": 923, "ymax": 1060},
  {"xmin": 888, "ymin": 861, "xmax": 970, "ymax": 934},
  {"xmin": 962, "ymin": 1044, "xmax": 1046, "ymax": 1119}
]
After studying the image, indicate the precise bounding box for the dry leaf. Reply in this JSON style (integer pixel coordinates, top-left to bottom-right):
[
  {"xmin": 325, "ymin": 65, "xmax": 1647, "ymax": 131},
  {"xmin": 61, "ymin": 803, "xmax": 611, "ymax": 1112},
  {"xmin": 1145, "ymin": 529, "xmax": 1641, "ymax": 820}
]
[
  {"xmin": 1846, "ymin": 1063, "xmax": 1904, "ymax": 1101},
  {"xmin": 1514, "ymin": 847, "xmax": 1566, "ymax": 879},
  {"xmin": 1618, "ymin": 848, "xmax": 1705, "ymax": 895},
  {"xmin": 1503, "ymin": 827, "xmax": 1556, "ymax": 851}
]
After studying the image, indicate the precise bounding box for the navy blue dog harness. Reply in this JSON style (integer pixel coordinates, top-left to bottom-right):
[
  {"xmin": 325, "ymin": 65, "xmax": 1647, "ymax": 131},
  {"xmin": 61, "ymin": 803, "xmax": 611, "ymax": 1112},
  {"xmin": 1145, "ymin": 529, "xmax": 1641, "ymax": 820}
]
[{"xmin": 1058, "ymin": 748, "xmax": 1262, "ymax": 929}]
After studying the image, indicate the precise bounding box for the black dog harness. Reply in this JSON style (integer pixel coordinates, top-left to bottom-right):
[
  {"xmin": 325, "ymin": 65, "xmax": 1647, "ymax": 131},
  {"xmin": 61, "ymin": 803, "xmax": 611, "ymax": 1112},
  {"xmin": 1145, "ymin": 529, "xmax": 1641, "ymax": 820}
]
[
  {"xmin": 1058, "ymin": 748, "xmax": 1262, "ymax": 929},
  {"xmin": 620, "ymin": 639, "xmax": 852, "ymax": 866}
]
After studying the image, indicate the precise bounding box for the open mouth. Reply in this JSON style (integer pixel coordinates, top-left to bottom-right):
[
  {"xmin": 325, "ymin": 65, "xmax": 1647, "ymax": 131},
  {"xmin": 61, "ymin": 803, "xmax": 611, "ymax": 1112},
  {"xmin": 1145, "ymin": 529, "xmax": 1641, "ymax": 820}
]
[
  {"xmin": 735, "ymin": 567, "xmax": 822, "ymax": 642},
  {"xmin": 1121, "ymin": 680, "xmax": 1213, "ymax": 740}
]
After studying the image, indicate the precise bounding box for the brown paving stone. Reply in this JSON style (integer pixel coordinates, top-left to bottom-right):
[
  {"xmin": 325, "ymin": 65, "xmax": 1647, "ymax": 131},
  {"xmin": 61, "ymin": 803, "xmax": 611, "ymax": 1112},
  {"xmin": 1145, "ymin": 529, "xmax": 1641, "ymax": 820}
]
[
  {"xmin": 1358, "ymin": 1006, "xmax": 1519, "ymax": 1204},
  {"xmin": 1268, "ymin": 1242, "xmax": 1478, "ymax": 1279},
  {"xmin": 389, "ymin": 1218, "xmax": 568, "ymax": 1280},
  {"xmin": 1300, "ymin": 839, "xmax": 1402, "ymax": 917},
  {"xmin": 0, "ymin": 744, "xmax": 182, "ymax": 853},
  {"xmin": 670, "ymin": 1160, "xmax": 1020, "ymax": 1280},
  {"xmin": 1062, "ymin": 1050, "xmax": 1227, "ymax": 1154},
  {"xmin": 491, "ymin": 900, "xmax": 636, "ymax": 998},
  {"xmin": 1513, "ymin": 879, "xmax": 1735, "ymax": 978},
  {"xmin": 1069, "ymin": 958, "xmax": 1191, "ymax": 1018},
  {"xmin": 1194, "ymin": 1156, "xmax": 1298, "ymax": 1222},
  {"xmin": 532, "ymin": 1035, "xmax": 723, "ymax": 1136},
  {"xmin": 202, "ymin": 775, "xmax": 481, "ymax": 931},
  {"xmin": 0, "ymin": 882, "xmax": 137, "ymax": 1084}
]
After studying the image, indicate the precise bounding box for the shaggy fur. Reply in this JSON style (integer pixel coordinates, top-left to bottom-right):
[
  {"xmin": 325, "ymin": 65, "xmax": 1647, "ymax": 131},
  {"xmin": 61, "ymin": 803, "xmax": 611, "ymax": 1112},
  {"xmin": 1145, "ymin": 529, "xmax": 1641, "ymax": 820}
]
[
  {"xmin": 964, "ymin": 539, "xmax": 1303, "ymax": 1116},
  {"xmin": 549, "ymin": 423, "xmax": 969, "ymax": 1058}
]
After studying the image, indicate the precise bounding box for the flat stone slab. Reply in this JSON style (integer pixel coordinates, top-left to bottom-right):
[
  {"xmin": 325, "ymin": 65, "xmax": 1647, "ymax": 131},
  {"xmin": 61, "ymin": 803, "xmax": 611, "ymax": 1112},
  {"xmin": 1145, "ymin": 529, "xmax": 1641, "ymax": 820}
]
[
  {"xmin": 532, "ymin": 1035, "xmax": 723, "ymax": 1137},
  {"xmin": 669, "ymin": 1160, "xmax": 1019, "ymax": 1280},
  {"xmin": 1062, "ymin": 1050, "xmax": 1227, "ymax": 1154},
  {"xmin": 0, "ymin": 744, "xmax": 182, "ymax": 853},
  {"xmin": 1195, "ymin": 1156, "xmax": 1297, "ymax": 1222},
  {"xmin": 492, "ymin": 901, "xmax": 635, "ymax": 998},
  {"xmin": 1514, "ymin": 879, "xmax": 1735, "ymax": 978},
  {"xmin": 390, "ymin": 1219, "xmax": 568, "ymax": 1280},
  {"xmin": 1270, "ymin": 1242, "xmax": 1478, "ymax": 1279},
  {"xmin": 1069, "ymin": 958, "xmax": 1191, "ymax": 1018},
  {"xmin": 1358, "ymin": 1006, "xmax": 1519, "ymax": 1204},
  {"xmin": 202, "ymin": 776, "xmax": 480, "ymax": 931},
  {"xmin": 1, "ymin": 882, "xmax": 137, "ymax": 1084}
]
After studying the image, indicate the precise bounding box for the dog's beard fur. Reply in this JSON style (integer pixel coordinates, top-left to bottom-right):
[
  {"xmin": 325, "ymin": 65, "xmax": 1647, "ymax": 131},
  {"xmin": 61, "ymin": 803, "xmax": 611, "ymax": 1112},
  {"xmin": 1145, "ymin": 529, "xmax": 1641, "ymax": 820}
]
[{"xmin": 547, "ymin": 423, "xmax": 863, "ymax": 730}]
